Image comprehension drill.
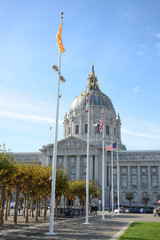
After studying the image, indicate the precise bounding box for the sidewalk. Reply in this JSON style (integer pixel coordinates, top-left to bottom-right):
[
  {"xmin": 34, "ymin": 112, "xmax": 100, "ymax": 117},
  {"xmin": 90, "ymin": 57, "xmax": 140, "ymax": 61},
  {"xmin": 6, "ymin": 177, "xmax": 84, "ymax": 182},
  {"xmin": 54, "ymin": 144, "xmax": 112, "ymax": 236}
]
[{"xmin": 0, "ymin": 213, "xmax": 159, "ymax": 240}]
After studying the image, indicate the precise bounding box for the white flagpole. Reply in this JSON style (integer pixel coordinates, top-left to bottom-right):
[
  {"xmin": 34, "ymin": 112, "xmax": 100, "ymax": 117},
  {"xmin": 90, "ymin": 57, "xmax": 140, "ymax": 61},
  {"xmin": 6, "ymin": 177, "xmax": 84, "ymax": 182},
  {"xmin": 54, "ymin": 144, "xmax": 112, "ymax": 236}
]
[
  {"xmin": 111, "ymin": 121, "xmax": 114, "ymax": 217},
  {"xmin": 84, "ymin": 78, "xmax": 90, "ymax": 224},
  {"xmin": 102, "ymin": 112, "xmax": 105, "ymax": 219},
  {"xmin": 117, "ymin": 143, "xmax": 120, "ymax": 215},
  {"xmin": 46, "ymin": 14, "xmax": 63, "ymax": 236}
]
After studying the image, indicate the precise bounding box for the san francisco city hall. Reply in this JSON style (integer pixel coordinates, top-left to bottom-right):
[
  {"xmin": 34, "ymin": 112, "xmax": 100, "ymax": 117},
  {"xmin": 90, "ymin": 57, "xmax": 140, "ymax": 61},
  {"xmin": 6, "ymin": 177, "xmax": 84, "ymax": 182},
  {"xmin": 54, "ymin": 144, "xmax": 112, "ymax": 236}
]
[{"xmin": 13, "ymin": 64, "xmax": 160, "ymax": 208}]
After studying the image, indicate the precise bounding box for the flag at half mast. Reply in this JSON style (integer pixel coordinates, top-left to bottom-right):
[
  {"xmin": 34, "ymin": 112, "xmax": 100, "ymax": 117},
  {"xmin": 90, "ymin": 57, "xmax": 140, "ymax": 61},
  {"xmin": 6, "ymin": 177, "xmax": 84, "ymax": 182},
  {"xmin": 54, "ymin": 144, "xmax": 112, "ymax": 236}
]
[
  {"xmin": 99, "ymin": 112, "xmax": 104, "ymax": 133},
  {"xmin": 56, "ymin": 22, "xmax": 65, "ymax": 53},
  {"xmin": 105, "ymin": 142, "xmax": 117, "ymax": 151}
]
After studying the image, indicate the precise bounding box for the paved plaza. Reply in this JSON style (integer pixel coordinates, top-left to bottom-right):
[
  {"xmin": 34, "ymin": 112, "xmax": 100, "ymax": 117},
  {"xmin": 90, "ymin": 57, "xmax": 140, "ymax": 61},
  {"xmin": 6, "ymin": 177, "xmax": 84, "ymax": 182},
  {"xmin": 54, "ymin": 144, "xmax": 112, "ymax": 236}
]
[{"xmin": 0, "ymin": 212, "xmax": 160, "ymax": 240}]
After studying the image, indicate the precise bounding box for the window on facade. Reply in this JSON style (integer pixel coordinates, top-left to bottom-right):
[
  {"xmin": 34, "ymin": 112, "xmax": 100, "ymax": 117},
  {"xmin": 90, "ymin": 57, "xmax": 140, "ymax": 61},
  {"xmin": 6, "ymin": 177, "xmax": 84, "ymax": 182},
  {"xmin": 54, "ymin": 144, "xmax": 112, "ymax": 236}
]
[
  {"xmin": 153, "ymin": 193, "xmax": 158, "ymax": 203},
  {"xmin": 122, "ymin": 167, "xmax": 127, "ymax": 174},
  {"xmin": 131, "ymin": 167, "xmax": 137, "ymax": 175},
  {"xmin": 133, "ymin": 192, "xmax": 137, "ymax": 202},
  {"xmin": 85, "ymin": 124, "xmax": 88, "ymax": 133},
  {"xmin": 69, "ymin": 127, "xmax": 71, "ymax": 135},
  {"xmin": 71, "ymin": 168, "xmax": 75, "ymax": 174},
  {"xmin": 151, "ymin": 167, "xmax": 157, "ymax": 174},
  {"xmin": 113, "ymin": 168, "xmax": 117, "ymax": 175},
  {"xmin": 106, "ymin": 125, "xmax": 109, "ymax": 135},
  {"xmin": 141, "ymin": 175, "xmax": 148, "ymax": 188},
  {"xmin": 122, "ymin": 193, "xmax": 126, "ymax": 202},
  {"xmin": 114, "ymin": 127, "xmax": 116, "ymax": 135},
  {"xmin": 152, "ymin": 176, "xmax": 158, "ymax": 188},
  {"xmin": 97, "ymin": 124, "xmax": 100, "ymax": 133},
  {"xmin": 141, "ymin": 167, "xmax": 147, "ymax": 174},
  {"xmin": 122, "ymin": 175, "xmax": 127, "ymax": 188},
  {"xmin": 131, "ymin": 176, "xmax": 137, "ymax": 188},
  {"xmin": 75, "ymin": 125, "xmax": 79, "ymax": 134}
]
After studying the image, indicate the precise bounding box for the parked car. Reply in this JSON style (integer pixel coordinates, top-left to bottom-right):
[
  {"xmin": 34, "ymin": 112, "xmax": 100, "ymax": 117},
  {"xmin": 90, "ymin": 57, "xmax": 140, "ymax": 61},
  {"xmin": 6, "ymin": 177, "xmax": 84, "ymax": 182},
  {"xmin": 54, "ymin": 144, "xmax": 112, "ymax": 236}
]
[
  {"xmin": 130, "ymin": 207, "xmax": 141, "ymax": 213},
  {"xmin": 114, "ymin": 207, "xmax": 122, "ymax": 213},
  {"xmin": 125, "ymin": 208, "xmax": 130, "ymax": 213},
  {"xmin": 140, "ymin": 208, "xmax": 153, "ymax": 214}
]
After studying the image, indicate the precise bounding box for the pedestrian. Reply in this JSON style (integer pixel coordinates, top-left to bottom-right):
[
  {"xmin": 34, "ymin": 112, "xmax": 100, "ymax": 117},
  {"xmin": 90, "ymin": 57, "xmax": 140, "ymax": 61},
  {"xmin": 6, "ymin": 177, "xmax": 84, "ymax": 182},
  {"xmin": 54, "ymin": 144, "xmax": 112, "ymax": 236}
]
[
  {"xmin": 18, "ymin": 203, "xmax": 21, "ymax": 215},
  {"xmin": 94, "ymin": 205, "xmax": 97, "ymax": 215}
]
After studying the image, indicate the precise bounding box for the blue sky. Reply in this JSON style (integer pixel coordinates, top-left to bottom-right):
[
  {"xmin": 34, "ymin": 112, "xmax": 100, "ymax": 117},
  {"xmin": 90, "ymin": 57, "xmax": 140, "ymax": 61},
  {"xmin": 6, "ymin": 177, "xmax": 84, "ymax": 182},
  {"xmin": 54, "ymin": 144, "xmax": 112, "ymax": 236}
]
[{"xmin": 0, "ymin": 0, "xmax": 160, "ymax": 152}]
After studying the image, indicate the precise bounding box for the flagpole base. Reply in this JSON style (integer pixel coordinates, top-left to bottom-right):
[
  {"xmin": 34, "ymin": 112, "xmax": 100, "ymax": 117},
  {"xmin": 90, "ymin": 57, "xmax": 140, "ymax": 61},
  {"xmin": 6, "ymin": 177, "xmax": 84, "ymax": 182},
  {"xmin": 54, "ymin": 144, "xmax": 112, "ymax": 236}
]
[
  {"xmin": 45, "ymin": 232, "xmax": 57, "ymax": 236},
  {"xmin": 84, "ymin": 222, "xmax": 90, "ymax": 225},
  {"xmin": 101, "ymin": 217, "xmax": 105, "ymax": 220}
]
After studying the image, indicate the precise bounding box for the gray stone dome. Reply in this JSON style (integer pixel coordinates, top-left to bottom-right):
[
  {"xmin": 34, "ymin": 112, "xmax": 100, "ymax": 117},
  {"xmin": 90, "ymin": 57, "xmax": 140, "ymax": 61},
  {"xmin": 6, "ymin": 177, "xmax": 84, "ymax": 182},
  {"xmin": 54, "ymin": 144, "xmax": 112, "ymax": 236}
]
[{"xmin": 71, "ymin": 63, "xmax": 114, "ymax": 111}]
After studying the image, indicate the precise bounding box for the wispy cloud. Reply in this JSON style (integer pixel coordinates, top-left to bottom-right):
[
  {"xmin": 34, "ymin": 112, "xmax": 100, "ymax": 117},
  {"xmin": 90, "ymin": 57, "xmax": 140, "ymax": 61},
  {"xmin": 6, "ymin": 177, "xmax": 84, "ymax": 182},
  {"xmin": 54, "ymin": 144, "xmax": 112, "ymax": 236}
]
[
  {"xmin": 122, "ymin": 127, "xmax": 160, "ymax": 140},
  {"xmin": 0, "ymin": 109, "xmax": 55, "ymax": 123},
  {"xmin": 154, "ymin": 42, "xmax": 160, "ymax": 56}
]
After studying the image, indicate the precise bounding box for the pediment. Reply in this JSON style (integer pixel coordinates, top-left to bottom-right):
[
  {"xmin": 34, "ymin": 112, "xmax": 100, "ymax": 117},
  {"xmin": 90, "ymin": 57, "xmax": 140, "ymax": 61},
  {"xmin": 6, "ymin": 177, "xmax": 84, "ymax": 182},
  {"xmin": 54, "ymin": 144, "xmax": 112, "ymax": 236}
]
[{"xmin": 57, "ymin": 136, "xmax": 99, "ymax": 150}]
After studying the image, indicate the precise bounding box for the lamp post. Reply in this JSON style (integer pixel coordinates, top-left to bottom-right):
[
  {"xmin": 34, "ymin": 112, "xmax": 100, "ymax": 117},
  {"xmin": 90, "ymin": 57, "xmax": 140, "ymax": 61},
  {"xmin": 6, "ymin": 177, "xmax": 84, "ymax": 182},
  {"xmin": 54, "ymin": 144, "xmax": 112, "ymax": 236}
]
[{"xmin": 45, "ymin": 64, "xmax": 65, "ymax": 236}]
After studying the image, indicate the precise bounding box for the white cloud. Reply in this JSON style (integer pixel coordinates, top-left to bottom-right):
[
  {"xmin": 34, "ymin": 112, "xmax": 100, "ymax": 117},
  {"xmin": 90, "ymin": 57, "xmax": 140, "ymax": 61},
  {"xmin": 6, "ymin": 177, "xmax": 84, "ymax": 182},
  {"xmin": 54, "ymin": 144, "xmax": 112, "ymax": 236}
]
[
  {"xmin": 154, "ymin": 33, "xmax": 160, "ymax": 39},
  {"xmin": 122, "ymin": 127, "xmax": 160, "ymax": 140},
  {"xmin": 0, "ymin": 109, "xmax": 54, "ymax": 123}
]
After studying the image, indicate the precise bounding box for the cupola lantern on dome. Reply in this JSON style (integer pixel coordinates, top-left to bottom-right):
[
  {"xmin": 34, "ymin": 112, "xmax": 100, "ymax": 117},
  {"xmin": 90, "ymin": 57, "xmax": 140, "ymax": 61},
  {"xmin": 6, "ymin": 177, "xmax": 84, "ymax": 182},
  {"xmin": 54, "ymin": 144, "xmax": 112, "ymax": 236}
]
[{"xmin": 70, "ymin": 62, "xmax": 114, "ymax": 111}]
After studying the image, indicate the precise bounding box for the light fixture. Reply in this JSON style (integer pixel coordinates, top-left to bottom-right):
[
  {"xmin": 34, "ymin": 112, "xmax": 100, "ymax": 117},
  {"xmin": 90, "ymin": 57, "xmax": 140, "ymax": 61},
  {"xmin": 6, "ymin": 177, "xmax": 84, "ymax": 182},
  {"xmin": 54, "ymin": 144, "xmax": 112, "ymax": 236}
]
[
  {"xmin": 52, "ymin": 65, "xmax": 58, "ymax": 71},
  {"xmin": 60, "ymin": 75, "xmax": 66, "ymax": 83}
]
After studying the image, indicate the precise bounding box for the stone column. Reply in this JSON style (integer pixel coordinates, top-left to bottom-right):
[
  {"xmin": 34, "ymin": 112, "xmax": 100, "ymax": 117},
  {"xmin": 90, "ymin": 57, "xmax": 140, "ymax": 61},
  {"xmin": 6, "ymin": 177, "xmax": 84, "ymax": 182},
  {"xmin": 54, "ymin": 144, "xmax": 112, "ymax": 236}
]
[
  {"xmin": 89, "ymin": 156, "xmax": 93, "ymax": 180},
  {"xmin": 64, "ymin": 156, "xmax": 67, "ymax": 169},
  {"xmin": 158, "ymin": 166, "xmax": 160, "ymax": 187},
  {"xmin": 128, "ymin": 165, "xmax": 131, "ymax": 189},
  {"xmin": 148, "ymin": 165, "xmax": 151, "ymax": 189},
  {"xmin": 138, "ymin": 166, "xmax": 141, "ymax": 188},
  {"xmin": 95, "ymin": 155, "xmax": 99, "ymax": 184},
  {"xmin": 76, "ymin": 156, "xmax": 80, "ymax": 180}
]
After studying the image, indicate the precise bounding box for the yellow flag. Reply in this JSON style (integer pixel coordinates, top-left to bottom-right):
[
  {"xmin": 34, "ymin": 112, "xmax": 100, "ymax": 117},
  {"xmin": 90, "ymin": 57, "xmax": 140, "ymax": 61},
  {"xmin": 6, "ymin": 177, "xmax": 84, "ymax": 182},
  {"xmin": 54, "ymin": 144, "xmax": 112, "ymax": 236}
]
[{"xmin": 56, "ymin": 22, "xmax": 65, "ymax": 53}]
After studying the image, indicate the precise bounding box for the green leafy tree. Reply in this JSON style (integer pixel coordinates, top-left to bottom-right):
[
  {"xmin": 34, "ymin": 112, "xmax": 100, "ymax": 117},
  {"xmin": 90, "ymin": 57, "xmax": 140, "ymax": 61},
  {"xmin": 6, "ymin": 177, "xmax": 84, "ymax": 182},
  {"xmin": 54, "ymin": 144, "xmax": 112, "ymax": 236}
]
[
  {"xmin": 126, "ymin": 192, "xmax": 134, "ymax": 208},
  {"xmin": 0, "ymin": 144, "xmax": 15, "ymax": 225}
]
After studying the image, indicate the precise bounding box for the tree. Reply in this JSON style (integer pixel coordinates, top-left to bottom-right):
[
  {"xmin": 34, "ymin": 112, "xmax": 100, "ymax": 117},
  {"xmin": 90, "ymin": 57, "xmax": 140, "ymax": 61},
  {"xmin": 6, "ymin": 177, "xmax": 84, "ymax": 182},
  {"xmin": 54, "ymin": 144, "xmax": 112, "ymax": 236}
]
[
  {"xmin": 142, "ymin": 196, "xmax": 150, "ymax": 207},
  {"xmin": 125, "ymin": 192, "xmax": 134, "ymax": 208},
  {"xmin": 0, "ymin": 144, "xmax": 15, "ymax": 225}
]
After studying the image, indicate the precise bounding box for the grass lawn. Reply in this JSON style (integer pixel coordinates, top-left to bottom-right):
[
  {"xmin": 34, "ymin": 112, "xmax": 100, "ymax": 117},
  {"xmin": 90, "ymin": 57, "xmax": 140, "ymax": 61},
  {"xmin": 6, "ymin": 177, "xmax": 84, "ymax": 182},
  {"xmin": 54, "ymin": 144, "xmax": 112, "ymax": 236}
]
[{"xmin": 119, "ymin": 222, "xmax": 160, "ymax": 240}]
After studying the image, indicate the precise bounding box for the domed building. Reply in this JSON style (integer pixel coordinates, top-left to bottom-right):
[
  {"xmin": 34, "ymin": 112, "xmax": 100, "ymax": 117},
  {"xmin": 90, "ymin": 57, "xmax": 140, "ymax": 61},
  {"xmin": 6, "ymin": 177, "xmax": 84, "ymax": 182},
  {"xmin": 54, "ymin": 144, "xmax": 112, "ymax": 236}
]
[
  {"xmin": 39, "ymin": 63, "xmax": 160, "ymax": 209},
  {"xmin": 13, "ymin": 63, "xmax": 160, "ymax": 209}
]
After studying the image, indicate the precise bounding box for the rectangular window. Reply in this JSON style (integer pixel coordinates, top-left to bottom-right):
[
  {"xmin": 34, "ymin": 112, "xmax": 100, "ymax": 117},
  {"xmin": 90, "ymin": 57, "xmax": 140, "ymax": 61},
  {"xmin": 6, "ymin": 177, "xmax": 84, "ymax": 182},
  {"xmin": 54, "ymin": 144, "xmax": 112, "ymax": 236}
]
[
  {"xmin": 85, "ymin": 124, "xmax": 88, "ymax": 133},
  {"xmin": 75, "ymin": 125, "xmax": 79, "ymax": 134},
  {"xmin": 122, "ymin": 193, "xmax": 126, "ymax": 202},
  {"xmin": 69, "ymin": 127, "xmax": 71, "ymax": 135},
  {"xmin": 121, "ymin": 167, "xmax": 127, "ymax": 174},
  {"xmin": 106, "ymin": 125, "xmax": 109, "ymax": 135},
  {"xmin": 153, "ymin": 193, "xmax": 158, "ymax": 203},
  {"xmin": 114, "ymin": 127, "xmax": 116, "ymax": 135},
  {"xmin": 131, "ymin": 167, "xmax": 137, "ymax": 175}
]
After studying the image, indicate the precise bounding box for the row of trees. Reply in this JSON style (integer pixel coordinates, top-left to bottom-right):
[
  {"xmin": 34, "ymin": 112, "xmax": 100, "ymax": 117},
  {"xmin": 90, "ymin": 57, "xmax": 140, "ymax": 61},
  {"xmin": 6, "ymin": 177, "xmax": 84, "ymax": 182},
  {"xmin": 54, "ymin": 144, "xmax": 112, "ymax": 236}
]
[{"xmin": 0, "ymin": 145, "xmax": 100, "ymax": 226}]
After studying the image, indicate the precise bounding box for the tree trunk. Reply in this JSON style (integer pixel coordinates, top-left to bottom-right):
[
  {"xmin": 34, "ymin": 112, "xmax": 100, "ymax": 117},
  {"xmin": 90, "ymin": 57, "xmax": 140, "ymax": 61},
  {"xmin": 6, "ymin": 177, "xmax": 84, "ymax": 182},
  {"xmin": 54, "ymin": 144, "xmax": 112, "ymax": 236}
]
[
  {"xmin": 0, "ymin": 186, "xmax": 5, "ymax": 226},
  {"xmin": 63, "ymin": 195, "xmax": 65, "ymax": 216},
  {"xmin": 43, "ymin": 197, "xmax": 47, "ymax": 220},
  {"xmin": 35, "ymin": 193, "xmax": 38, "ymax": 222},
  {"xmin": 55, "ymin": 197, "xmax": 58, "ymax": 220},
  {"xmin": 14, "ymin": 186, "xmax": 20, "ymax": 225},
  {"xmin": 24, "ymin": 194, "xmax": 29, "ymax": 223},
  {"xmin": 23, "ymin": 195, "xmax": 26, "ymax": 218}
]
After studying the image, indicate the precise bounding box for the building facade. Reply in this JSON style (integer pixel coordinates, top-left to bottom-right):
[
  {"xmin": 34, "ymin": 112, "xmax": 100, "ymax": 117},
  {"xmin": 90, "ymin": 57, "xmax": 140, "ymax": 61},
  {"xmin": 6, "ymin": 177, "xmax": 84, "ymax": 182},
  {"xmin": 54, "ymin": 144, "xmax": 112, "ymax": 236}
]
[{"xmin": 14, "ymin": 63, "xmax": 160, "ymax": 208}]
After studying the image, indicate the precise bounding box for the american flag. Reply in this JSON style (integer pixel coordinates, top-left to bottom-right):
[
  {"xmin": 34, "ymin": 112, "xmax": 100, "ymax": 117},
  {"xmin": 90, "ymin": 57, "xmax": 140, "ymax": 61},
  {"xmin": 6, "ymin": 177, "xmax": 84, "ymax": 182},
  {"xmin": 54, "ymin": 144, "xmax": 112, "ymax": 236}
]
[
  {"xmin": 86, "ymin": 82, "xmax": 89, "ymax": 112},
  {"xmin": 99, "ymin": 112, "xmax": 104, "ymax": 133},
  {"xmin": 105, "ymin": 142, "xmax": 117, "ymax": 151}
]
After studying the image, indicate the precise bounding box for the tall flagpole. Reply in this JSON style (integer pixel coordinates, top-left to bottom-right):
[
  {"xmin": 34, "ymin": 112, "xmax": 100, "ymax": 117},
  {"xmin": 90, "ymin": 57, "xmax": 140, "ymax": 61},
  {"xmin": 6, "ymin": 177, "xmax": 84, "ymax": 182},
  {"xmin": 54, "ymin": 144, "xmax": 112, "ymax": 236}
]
[
  {"xmin": 46, "ymin": 12, "xmax": 64, "ymax": 236},
  {"xmin": 102, "ymin": 111, "xmax": 105, "ymax": 219},
  {"xmin": 117, "ymin": 143, "xmax": 120, "ymax": 215},
  {"xmin": 111, "ymin": 119, "xmax": 114, "ymax": 217},
  {"xmin": 84, "ymin": 77, "xmax": 90, "ymax": 224}
]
